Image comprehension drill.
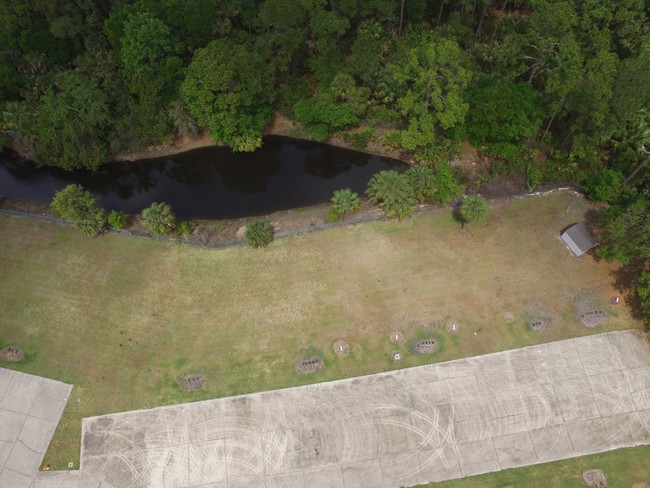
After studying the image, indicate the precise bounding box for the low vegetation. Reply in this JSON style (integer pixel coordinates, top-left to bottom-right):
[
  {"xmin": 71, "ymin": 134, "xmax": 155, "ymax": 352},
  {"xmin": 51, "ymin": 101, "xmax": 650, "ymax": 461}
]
[
  {"xmin": 141, "ymin": 201, "xmax": 176, "ymax": 235},
  {"xmin": 0, "ymin": 192, "xmax": 641, "ymax": 468},
  {"xmin": 244, "ymin": 220, "xmax": 274, "ymax": 248},
  {"xmin": 364, "ymin": 164, "xmax": 462, "ymax": 219},
  {"xmin": 328, "ymin": 188, "xmax": 361, "ymax": 222},
  {"xmin": 366, "ymin": 170, "xmax": 417, "ymax": 219},
  {"xmin": 460, "ymin": 195, "xmax": 489, "ymax": 228},
  {"xmin": 405, "ymin": 166, "xmax": 437, "ymax": 204},
  {"xmin": 418, "ymin": 445, "xmax": 650, "ymax": 488},
  {"xmin": 107, "ymin": 210, "xmax": 126, "ymax": 229},
  {"xmin": 50, "ymin": 184, "xmax": 105, "ymax": 236}
]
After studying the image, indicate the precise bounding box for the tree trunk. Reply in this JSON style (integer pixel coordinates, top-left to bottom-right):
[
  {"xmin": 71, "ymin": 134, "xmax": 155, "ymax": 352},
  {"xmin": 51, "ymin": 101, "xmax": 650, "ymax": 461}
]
[
  {"xmin": 541, "ymin": 102, "xmax": 564, "ymax": 142},
  {"xmin": 437, "ymin": 0, "xmax": 444, "ymax": 26},
  {"xmin": 490, "ymin": 0, "xmax": 508, "ymax": 42},
  {"xmin": 398, "ymin": 0, "xmax": 405, "ymax": 37},
  {"xmin": 475, "ymin": 3, "xmax": 488, "ymax": 40},
  {"xmin": 561, "ymin": 128, "xmax": 574, "ymax": 149},
  {"xmin": 624, "ymin": 151, "xmax": 650, "ymax": 186},
  {"xmin": 528, "ymin": 63, "xmax": 539, "ymax": 83}
]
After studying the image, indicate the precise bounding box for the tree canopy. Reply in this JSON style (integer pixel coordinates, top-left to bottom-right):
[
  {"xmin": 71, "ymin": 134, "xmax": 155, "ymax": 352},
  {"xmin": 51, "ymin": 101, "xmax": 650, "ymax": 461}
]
[
  {"xmin": 0, "ymin": 0, "xmax": 647, "ymax": 178},
  {"xmin": 180, "ymin": 39, "xmax": 274, "ymax": 152},
  {"xmin": 51, "ymin": 184, "xmax": 105, "ymax": 235}
]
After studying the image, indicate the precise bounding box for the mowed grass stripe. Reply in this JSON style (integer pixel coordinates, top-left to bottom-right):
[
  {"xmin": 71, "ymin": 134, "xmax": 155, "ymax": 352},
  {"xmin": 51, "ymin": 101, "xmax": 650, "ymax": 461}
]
[{"xmin": 0, "ymin": 192, "xmax": 642, "ymax": 470}]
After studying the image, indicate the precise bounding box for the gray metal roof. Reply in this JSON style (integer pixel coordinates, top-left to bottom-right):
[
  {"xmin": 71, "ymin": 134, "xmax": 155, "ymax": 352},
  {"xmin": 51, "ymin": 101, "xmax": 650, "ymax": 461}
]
[{"xmin": 561, "ymin": 222, "xmax": 598, "ymax": 257}]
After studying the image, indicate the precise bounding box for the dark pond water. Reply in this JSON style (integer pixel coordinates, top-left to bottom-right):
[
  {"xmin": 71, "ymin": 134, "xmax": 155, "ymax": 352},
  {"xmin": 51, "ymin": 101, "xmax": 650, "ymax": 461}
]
[{"xmin": 0, "ymin": 136, "xmax": 405, "ymax": 219}]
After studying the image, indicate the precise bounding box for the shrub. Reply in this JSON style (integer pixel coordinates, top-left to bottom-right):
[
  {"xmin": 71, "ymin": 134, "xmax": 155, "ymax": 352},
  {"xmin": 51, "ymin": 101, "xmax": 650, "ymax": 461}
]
[
  {"xmin": 484, "ymin": 142, "xmax": 526, "ymax": 164},
  {"xmin": 245, "ymin": 220, "xmax": 274, "ymax": 248},
  {"xmin": 328, "ymin": 189, "xmax": 361, "ymax": 222},
  {"xmin": 293, "ymin": 91, "xmax": 357, "ymax": 141},
  {"xmin": 179, "ymin": 221, "xmax": 194, "ymax": 236},
  {"xmin": 433, "ymin": 163, "xmax": 462, "ymax": 204},
  {"xmin": 342, "ymin": 128, "xmax": 373, "ymax": 150},
  {"xmin": 51, "ymin": 184, "xmax": 105, "ymax": 235},
  {"xmin": 141, "ymin": 202, "xmax": 175, "ymax": 234},
  {"xmin": 584, "ymin": 169, "xmax": 624, "ymax": 203},
  {"xmin": 525, "ymin": 164, "xmax": 543, "ymax": 190},
  {"xmin": 107, "ymin": 210, "xmax": 127, "ymax": 229},
  {"xmin": 405, "ymin": 166, "xmax": 436, "ymax": 203},
  {"xmin": 366, "ymin": 171, "xmax": 416, "ymax": 219}
]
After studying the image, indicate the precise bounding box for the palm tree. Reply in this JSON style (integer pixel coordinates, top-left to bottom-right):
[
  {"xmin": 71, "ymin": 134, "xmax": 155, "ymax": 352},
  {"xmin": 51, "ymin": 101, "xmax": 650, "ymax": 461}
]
[
  {"xmin": 141, "ymin": 202, "xmax": 176, "ymax": 234},
  {"xmin": 329, "ymin": 189, "xmax": 361, "ymax": 222},
  {"xmin": 366, "ymin": 170, "xmax": 416, "ymax": 219},
  {"xmin": 460, "ymin": 195, "xmax": 488, "ymax": 228},
  {"xmin": 405, "ymin": 166, "xmax": 436, "ymax": 203}
]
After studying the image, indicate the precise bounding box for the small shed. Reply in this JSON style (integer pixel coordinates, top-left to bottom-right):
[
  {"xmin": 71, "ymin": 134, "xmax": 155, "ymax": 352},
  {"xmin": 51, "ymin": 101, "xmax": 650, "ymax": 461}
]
[{"xmin": 561, "ymin": 222, "xmax": 598, "ymax": 257}]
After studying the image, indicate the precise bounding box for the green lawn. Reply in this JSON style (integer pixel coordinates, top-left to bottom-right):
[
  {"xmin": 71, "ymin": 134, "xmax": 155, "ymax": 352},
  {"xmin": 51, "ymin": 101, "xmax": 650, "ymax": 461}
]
[
  {"xmin": 0, "ymin": 192, "xmax": 643, "ymax": 473},
  {"xmin": 419, "ymin": 445, "xmax": 650, "ymax": 487}
]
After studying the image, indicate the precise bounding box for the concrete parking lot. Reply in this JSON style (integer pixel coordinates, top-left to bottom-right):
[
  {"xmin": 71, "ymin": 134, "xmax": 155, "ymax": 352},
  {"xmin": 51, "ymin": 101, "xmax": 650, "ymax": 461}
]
[
  {"xmin": 0, "ymin": 368, "xmax": 72, "ymax": 488},
  {"xmin": 66, "ymin": 330, "xmax": 650, "ymax": 488}
]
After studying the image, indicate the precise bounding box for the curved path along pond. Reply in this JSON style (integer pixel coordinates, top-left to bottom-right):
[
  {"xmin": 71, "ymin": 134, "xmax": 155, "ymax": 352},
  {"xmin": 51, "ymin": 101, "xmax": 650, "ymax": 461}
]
[
  {"xmin": 11, "ymin": 330, "xmax": 650, "ymax": 488},
  {"xmin": 0, "ymin": 137, "xmax": 405, "ymax": 219}
]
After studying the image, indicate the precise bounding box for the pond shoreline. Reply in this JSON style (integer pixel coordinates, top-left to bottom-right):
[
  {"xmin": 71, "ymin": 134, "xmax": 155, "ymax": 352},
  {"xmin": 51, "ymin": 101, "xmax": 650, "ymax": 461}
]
[
  {"xmin": 0, "ymin": 184, "xmax": 582, "ymax": 250},
  {"xmin": 2, "ymin": 112, "xmax": 411, "ymax": 165},
  {"xmin": 112, "ymin": 113, "xmax": 412, "ymax": 164}
]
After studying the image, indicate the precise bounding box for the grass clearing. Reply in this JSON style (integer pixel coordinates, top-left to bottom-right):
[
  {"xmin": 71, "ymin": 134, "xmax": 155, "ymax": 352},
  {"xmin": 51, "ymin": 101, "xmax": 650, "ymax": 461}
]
[
  {"xmin": 0, "ymin": 191, "xmax": 643, "ymax": 471},
  {"xmin": 418, "ymin": 445, "xmax": 650, "ymax": 487}
]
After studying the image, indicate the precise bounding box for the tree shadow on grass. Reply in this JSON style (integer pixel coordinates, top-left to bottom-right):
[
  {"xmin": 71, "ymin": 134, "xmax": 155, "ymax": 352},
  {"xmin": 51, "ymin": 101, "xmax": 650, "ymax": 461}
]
[
  {"xmin": 611, "ymin": 260, "xmax": 646, "ymax": 322},
  {"xmin": 583, "ymin": 208, "xmax": 604, "ymax": 262},
  {"xmin": 451, "ymin": 199, "xmax": 464, "ymax": 228}
]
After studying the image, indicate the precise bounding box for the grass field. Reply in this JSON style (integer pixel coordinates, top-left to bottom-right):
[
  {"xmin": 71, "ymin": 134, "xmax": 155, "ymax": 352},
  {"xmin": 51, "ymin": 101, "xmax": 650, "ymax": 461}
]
[
  {"xmin": 0, "ymin": 191, "xmax": 644, "ymax": 476},
  {"xmin": 418, "ymin": 445, "xmax": 650, "ymax": 487}
]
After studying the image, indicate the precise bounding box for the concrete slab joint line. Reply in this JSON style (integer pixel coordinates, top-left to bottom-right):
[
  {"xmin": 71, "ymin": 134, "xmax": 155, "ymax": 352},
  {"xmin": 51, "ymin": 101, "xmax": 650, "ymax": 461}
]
[
  {"xmin": 7, "ymin": 330, "xmax": 650, "ymax": 488},
  {"xmin": 0, "ymin": 368, "xmax": 72, "ymax": 488}
]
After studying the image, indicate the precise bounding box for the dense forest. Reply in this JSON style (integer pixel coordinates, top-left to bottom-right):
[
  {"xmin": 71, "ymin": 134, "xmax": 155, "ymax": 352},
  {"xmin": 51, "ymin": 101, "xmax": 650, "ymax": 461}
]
[{"xmin": 0, "ymin": 0, "xmax": 649, "ymax": 322}]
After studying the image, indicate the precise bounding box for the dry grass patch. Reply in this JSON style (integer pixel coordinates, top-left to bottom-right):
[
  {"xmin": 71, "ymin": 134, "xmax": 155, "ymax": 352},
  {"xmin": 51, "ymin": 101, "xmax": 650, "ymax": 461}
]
[{"xmin": 0, "ymin": 191, "xmax": 642, "ymax": 468}]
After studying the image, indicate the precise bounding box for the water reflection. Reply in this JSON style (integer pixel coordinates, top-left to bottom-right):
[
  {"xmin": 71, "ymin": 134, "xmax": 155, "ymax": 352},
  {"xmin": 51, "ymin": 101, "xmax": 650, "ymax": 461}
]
[{"xmin": 0, "ymin": 136, "xmax": 404, "ymax": 219}]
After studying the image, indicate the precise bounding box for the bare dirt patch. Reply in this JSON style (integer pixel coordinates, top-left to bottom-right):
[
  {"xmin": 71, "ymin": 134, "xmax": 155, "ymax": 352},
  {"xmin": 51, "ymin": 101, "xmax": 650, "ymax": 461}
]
[
  {"xmin": 0, "ymin": 346, "xmax": 24, "ymax": 362},
  {"xmin": 450, "ymin": 142, "xmax": 488, "ymax": 183},
  {"xmin": 413, "ymin": 340, "xmax": 438, "ymax": 354},
  {"xmin": 113, "ymin": 134, "xmax": 215, "ymax": 162},
  {"xmin": 580, "ymin": 310, "xmax": 607, "ymax": 328},
  {"xmin": 530, "ymin": 319, "xmax": 547, "ymax": 331},
  {"xmin": 333, "ymin": 341, "xmax": 349, "ymax": 357},
  {"xmin": 446, "ymin": 321, "xmax": 460, "ymax": 334},
  {"xmin": 267, "ymin": 113, "xmax": 409, "ymax": 162},
  {"xmin": 574, "ymin": 287, "xmax": 609, "ymax": 315},
  {"xmin": 178, "ymin": 374, "xmax": 205, "ymax": 391},
  {"xmin": 390, "ymin": 331, "xmax": 405, "ymax": 344},
  {"xmin": 583, "ymin": 469, "xmax": 607, "ymax": 487},
  {"xmin": 525, "ymin": 303, "xmax": 551, "ymax": 331},
  {"xmin": 295, "ymin": 357, "xmax": 324, "ymax": 375}
]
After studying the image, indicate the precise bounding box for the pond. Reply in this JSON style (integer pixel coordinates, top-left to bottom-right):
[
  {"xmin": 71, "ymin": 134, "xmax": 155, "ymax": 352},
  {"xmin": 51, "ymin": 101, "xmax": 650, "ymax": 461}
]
[{"xmin": 0, "ymin": 136, "xmax": 405, "ymax": 219}]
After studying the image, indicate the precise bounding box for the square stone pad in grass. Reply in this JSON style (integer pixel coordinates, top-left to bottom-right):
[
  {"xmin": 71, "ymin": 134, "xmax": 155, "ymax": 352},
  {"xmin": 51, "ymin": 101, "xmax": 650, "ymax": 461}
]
[{"xmin": 0, "ymin": 368, "xmax": 72, "ymax": 486}]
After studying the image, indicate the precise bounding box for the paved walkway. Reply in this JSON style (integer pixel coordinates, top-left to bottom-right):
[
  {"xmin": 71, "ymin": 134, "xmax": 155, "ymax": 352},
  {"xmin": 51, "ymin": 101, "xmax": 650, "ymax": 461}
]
[
  {"xmin": 0, "ymin": 368, "xmax": 72, "ymax": 488},
  {"xmin": 21, "ymin": 330, "xmax": 650, "ymax": 487}
]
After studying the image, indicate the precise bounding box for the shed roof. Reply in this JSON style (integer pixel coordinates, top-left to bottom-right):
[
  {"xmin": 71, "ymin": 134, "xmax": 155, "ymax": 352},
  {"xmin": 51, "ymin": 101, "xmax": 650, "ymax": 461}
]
[{"xmin": 561, "ymin": 222, "xmax": 598, "ymax": 257}]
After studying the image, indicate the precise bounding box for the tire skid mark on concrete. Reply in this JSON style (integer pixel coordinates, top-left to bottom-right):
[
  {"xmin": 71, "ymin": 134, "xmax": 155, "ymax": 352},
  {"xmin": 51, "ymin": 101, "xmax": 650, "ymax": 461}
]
[{"xmin": 35, "ymin": 330, "xmax": 650, "ymax": 488}]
